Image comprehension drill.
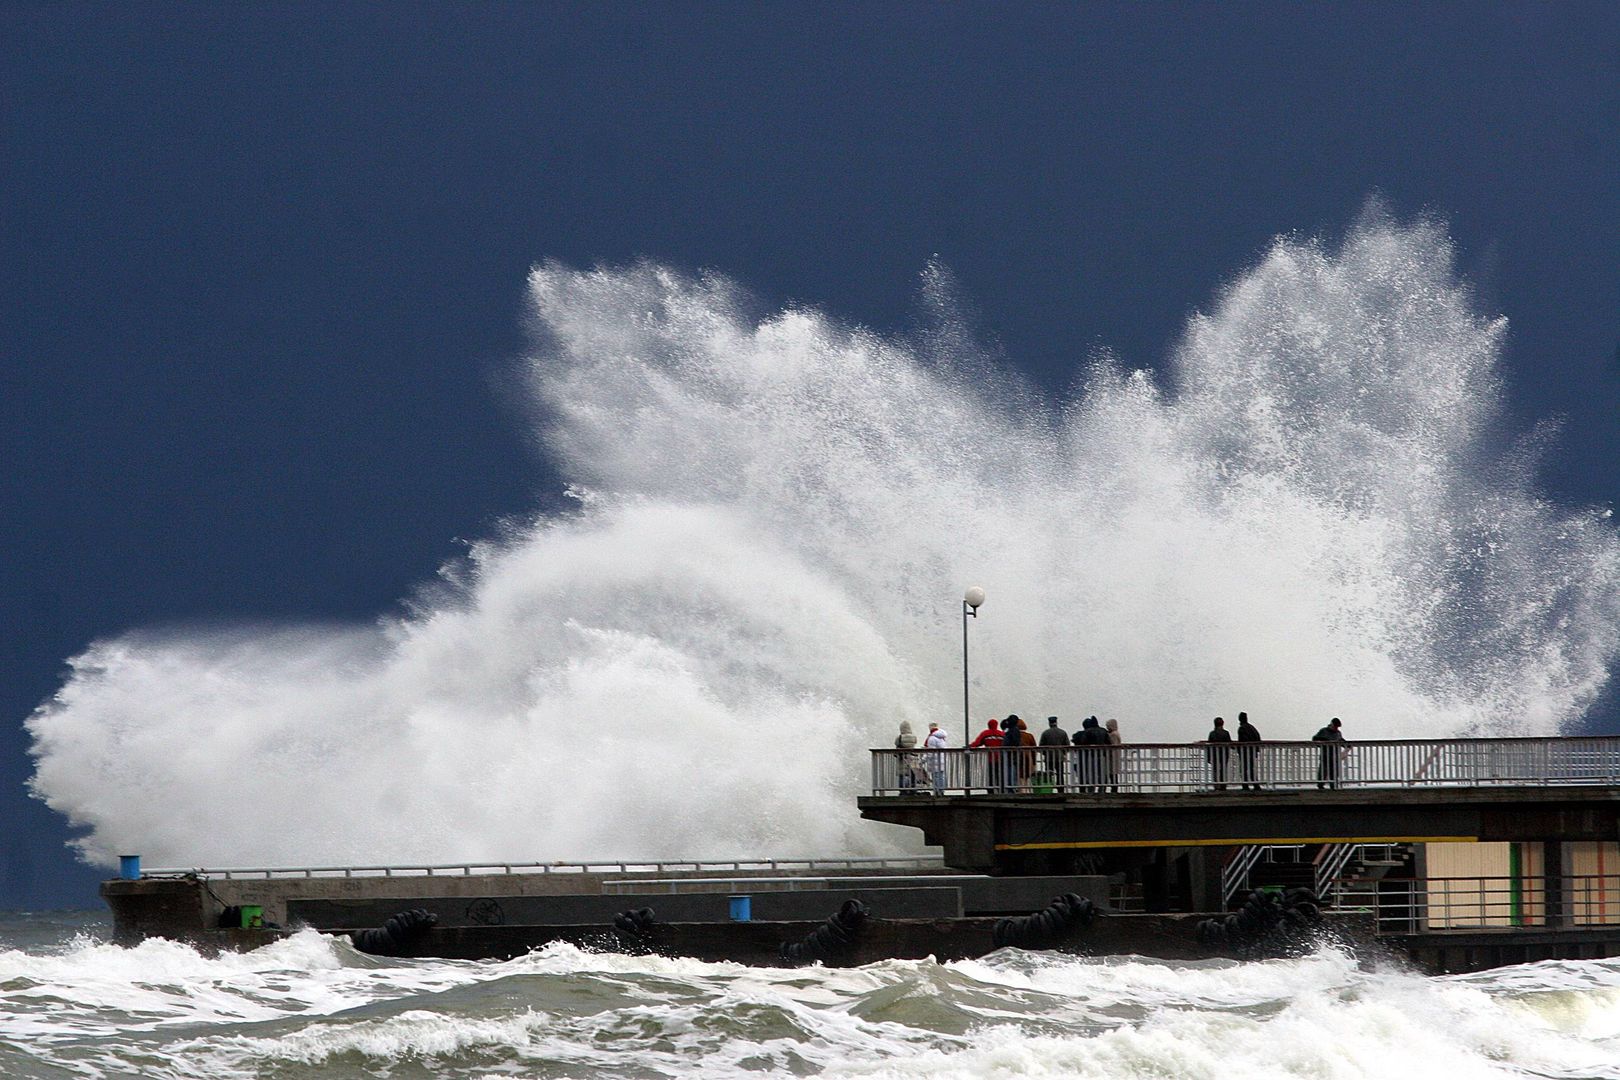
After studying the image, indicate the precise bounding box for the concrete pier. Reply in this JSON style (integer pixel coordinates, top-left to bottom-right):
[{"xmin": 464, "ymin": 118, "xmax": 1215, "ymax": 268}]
[{"xmin": 99, "ymin": 736, "xmax": 1620, "ymax": 973}]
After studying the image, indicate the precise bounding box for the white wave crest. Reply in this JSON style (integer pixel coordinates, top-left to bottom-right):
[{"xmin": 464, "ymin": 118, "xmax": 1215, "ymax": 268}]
[{"xmin": 30, "ymin": 947, "xmax": 1617, "ymax": 1080}]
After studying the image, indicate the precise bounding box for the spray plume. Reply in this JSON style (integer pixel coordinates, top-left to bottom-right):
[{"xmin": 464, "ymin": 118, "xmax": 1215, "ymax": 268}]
[{"xmin": 26, "ymin": 212, "xmax": 1620, "ymax": 867}]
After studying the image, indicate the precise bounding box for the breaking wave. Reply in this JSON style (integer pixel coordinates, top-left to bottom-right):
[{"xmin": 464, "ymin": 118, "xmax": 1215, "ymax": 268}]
[
  {"xmin": 5, "ymin": 925, "xmax": 1620, "ymax": 1080},
  {"xmin": 25, "ymin": 209, "xmax": 1620, "ymax": 869}
]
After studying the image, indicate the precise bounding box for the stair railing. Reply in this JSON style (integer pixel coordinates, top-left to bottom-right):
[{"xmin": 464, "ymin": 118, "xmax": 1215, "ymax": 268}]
[
  {"xmin": 1221, "ymin": 845, "xmax": 1266, "ymax": 907},
  {"xmin": 1314, "ymin": 842, "xmax": 1359, "ymax": 904}
]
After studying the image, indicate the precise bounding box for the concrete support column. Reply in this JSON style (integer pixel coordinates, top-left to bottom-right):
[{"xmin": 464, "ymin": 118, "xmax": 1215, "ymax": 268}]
[
  {"xmin": 1544, "ymin": 840, "xmax": 1566, "ymax": 928},
  {"xmin": 1189, "ymin": 847, "xmax": 1226, "ymax": 913},
  {"xmin": 1142, "ymin": 849, "xmax": 1172, "ymax": 913}
]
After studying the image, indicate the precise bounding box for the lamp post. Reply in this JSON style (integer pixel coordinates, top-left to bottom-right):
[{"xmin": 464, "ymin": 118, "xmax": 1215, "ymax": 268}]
[{"xmin": 962, "ymin": 586, "xmax": 985, "ymax": 746}]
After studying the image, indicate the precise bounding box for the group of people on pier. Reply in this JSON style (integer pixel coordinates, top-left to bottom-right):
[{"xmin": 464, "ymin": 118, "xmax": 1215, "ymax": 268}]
[
  {"xmin": 893, "ymin": 713, "xmax": 1349, "ymax": 792},
  {"xmin": 1203, "ymin": 714, "xmax": 1348, "ymax": 790}
]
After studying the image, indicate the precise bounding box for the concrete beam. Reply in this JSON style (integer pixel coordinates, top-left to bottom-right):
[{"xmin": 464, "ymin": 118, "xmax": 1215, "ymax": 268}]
[{"xmin": 857, "ymin": 786, "xmax": 1620, "ymax": 872}]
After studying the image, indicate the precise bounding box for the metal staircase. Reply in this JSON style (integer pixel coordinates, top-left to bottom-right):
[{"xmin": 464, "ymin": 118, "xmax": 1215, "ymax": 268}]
[
  {"xmin": 1221, "ymin": 845, "xmax": 1266, "ymax": 907},
  {"xmin": 1225, "ymin": 842, "xmax": 1414, "ymax": 908}
]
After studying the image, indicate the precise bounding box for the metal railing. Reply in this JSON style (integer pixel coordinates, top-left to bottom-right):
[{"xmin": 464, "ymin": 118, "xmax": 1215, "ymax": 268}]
[
  {"xmin": 1344, "ymin": 873, "xmax": 1620, "ymax": 933},
  {"xmin": 1220, "ymin": 843, "xmax": 1407, "ymax": 908},
  {"xmin": 1221, "ymin": 845, "xmax": 1267, "ymax": 907},
  {"xmin": 1315, "ymin": 843, "xmax": 1358, "ymax": 900},
  {"xmin": 602, "ymin": 872, "xmax": 992, "ymax": 895},
  {"xmin": 869, "ymin": 736, "xmax": 1620, "ymax": 795},
  {"xmin": 141, "ymin": 855, "xmax": 946, "ymax": 881}
]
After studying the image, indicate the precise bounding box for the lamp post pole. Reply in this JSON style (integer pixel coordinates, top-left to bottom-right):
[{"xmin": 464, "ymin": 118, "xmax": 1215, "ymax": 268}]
[{"xmin": 962, "ymin": 587, "xmax": 985, "ymax": 746}]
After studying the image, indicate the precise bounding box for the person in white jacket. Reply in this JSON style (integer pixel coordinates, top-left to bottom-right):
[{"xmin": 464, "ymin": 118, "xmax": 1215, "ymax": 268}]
[{"xmin": 924, "ymin": 722, "xmax": 950, "ymax": 793}]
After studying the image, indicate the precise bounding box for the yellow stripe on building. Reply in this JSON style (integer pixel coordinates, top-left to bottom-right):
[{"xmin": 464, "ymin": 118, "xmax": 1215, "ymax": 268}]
[{"xmin": 995, "ymin": 835, "xmax": 1478, "ymax": 851}]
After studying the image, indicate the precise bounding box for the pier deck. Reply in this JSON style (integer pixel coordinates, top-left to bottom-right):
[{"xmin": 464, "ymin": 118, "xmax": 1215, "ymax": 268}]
[{"xmin": 860, "ymin": 736, "xmax": 1620, "ymax": 926}]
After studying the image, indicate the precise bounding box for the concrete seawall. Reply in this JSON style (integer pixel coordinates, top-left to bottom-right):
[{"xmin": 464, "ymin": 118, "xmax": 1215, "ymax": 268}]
[
  {"xmin": 105, "ymin": 868, "xmax": 1114, "ymax": 933},
  {"xmin": 101, "ymin": 870, "xmax": 1370, "ymax": 967},
  {"xmin": 105, "ymin": 864, "xmax": 1620, "ymax": 973}
]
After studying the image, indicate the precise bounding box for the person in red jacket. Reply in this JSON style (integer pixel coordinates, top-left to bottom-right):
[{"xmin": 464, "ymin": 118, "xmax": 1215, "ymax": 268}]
[{"xmin": 969, "ymin": 718, "xmax": 1002, "ymax": 791}]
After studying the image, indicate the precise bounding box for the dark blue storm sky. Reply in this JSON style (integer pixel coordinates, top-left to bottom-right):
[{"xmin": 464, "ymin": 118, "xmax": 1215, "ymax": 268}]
[{"xmin": 3, "ymin": 4, "xmax": 1617, "ymax": 907}]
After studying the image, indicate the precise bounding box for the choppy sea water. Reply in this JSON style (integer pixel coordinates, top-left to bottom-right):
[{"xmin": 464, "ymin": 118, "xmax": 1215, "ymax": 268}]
[{"xmin": 5, "ymin": 912, "xmax": 1620, "ymax": 1078}]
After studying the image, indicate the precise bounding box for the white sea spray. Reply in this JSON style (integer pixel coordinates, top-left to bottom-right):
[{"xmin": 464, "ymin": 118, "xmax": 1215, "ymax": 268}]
[{"xmin": 23, "ymin": 211, "xmax": 1620, "ymax": 871}]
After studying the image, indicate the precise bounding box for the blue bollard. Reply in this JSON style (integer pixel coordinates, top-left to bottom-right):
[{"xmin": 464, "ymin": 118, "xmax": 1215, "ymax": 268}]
[
  {"xmin": 728, "ymin": 894, "xmax": 752, "ymax": 921},
  {"xmin": 119, "ymin": 855, "xmax": 141, "ymax": 880}
]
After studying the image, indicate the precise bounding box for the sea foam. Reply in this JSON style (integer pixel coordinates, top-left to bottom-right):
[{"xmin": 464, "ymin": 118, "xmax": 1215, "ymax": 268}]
[{"xmin": 11, "ymin": 943, "xmax": 1618, "ymax": 1080}]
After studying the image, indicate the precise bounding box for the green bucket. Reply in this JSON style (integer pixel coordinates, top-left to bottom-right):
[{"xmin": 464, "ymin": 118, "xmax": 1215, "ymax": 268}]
[{"xmin": 239, "ymin": 905, "xmax": 264, "ymax": 929}]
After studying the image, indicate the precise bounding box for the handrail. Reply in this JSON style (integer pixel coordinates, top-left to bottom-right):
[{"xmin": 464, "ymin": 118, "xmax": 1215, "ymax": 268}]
[
  {"xmin": 868, "ymin": 735, "xmax": 1620, "ymax": 796},
  {"xmin": 1221, "ymin": 845, "xmax": 1265, "ymax": 906},
  {"xmin": 1350, "ymin": 872, "xmax": 1620, "ymax": 934},
  {"xmin": 601, "ymin": 872, "xmax": 992, "ymax": 894},
  {"xmin": 1410, "ymin": 744, "xmax": 1445, "ymax": 783},
  {"xmin": 140, "ymin": 855, "xmax": 947, "ymax": 881},
  {"xmin": 1314, "ymin": 843, "xmax": 1359, "ymax": 902}
]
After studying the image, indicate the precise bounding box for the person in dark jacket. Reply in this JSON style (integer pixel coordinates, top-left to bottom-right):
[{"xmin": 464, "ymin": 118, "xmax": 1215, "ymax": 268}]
[
  {"xmin": 997, "ymin": 713, "xmax": 1024, "ymax": 791},
  {"xmin": 1038, "ymin": 716, "xmax": 1070, "ymax": 788},
  {"xmin": 1070, "ymin": 717, "xmax": 1092, "ymax": 791},
  {"xmin": 1205, "ymin": 717, "xmax": 1233, "ymax": 790},
  {"xmin": 1312, "ymin": 717, "xmax": 1346, "ymax": 788},
  {"xmin": 1074, "ymin": 715, "xmax": 1111, "ymax": 791},
  {"xmin": 1236, "ymin": 711, "xmax": 1262, "ymax": 790}
]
